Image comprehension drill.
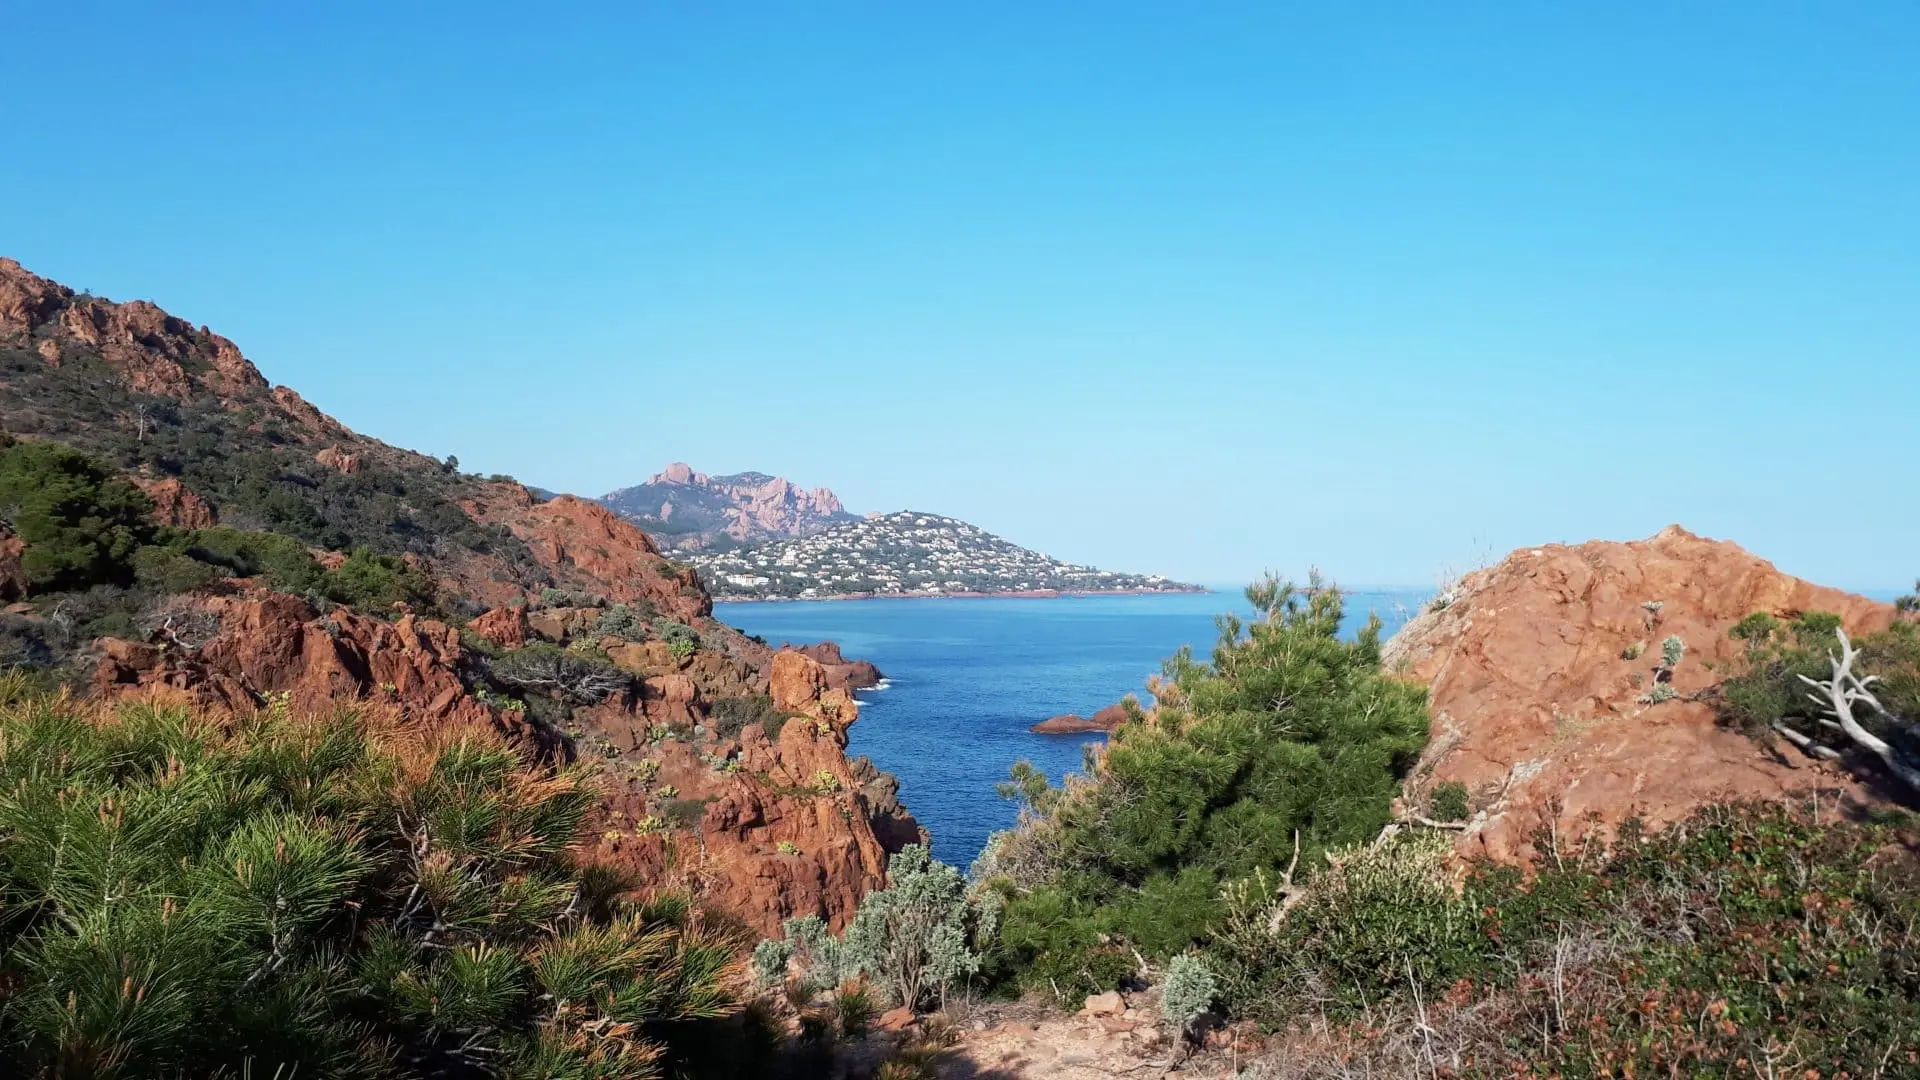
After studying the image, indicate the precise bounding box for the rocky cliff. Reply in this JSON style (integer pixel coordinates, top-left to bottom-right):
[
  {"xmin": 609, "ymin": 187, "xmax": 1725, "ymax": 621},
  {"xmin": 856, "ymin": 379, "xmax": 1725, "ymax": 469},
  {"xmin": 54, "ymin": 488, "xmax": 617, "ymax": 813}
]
[
  {"xmin": 601, "ymin": 463, "xmax": 857, "ymax": 552},
  {"xmin": 1384, "ymin": 525, "xmax": 1898, "ymax": 863}
]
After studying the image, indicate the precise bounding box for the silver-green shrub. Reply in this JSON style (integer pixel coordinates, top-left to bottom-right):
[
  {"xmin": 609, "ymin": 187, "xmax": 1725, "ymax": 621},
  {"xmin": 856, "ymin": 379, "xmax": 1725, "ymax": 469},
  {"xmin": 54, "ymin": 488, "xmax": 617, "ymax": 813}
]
[
  {"xmin": 1160, "ymin": 953, "xmax": 1217, "ymax": 1036},
  {"xmin": 1661, "ymin": 635, "xmax": 1686, "ymax": 668},
  {"xmin": 841, "ymin": 844, "xmax": 980, "ymax": 1009}
]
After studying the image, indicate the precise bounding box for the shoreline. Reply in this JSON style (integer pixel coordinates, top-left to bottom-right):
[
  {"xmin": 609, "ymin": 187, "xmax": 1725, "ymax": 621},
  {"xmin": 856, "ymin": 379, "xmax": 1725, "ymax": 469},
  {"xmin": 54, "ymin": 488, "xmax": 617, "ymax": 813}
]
[{"xmin": 713, "ymin": 586, "xmax": 1213, "ymax": 605}]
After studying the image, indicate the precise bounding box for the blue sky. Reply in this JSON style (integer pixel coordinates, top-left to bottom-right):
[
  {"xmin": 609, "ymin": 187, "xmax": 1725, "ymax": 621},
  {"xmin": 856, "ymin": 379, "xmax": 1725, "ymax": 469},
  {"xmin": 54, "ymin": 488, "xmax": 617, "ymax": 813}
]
[{"xmin": 3, "ymin": 3, "xmax": 1914, "ymax": 589}]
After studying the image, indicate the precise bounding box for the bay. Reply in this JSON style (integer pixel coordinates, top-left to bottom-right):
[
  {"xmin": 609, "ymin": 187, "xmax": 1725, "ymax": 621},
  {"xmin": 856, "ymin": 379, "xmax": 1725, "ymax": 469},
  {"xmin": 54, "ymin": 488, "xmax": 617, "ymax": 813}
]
[{"xmin": 717, "ymin": 587, "xmax": 1428, "ymax": 868}]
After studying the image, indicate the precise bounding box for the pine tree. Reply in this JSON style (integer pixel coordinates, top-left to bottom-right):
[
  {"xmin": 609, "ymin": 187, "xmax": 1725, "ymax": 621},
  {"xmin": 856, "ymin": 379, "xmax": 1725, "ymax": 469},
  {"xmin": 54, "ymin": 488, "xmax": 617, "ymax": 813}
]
[{"xmin": 0, "ymin": 679, "xmax": 739, "ymax": 1079}]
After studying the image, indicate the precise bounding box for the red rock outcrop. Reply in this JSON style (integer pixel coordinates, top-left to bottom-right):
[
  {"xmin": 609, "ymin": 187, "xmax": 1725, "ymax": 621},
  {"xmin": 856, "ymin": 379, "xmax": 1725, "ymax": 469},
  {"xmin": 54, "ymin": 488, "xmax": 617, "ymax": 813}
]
[
  {"xmin": 789, "ymin": 641, "xmax": 884, "ymax": 691},
  {"xmin": 1030, "ymin": 701, "xmax": 1132, "ymax": 734},
  {"xmin": 1383, "ymin": 526, "xmax": 1898, "ymax": 864},
  {"xmin": 91, "ymin": 589, "xmax": 537, "ymax": 749},
  {"xmin": 468, "ymin": 605, "xmax": 529, "ymax": 649},
  {"xmin": 461, "ymin": 484, "xmax": 709, "ymax": 623},
  {"xmin": 134, "ymin": 477, "xmax": 217, "ymax": 530},
  {"xmin": 587, "ymin": 649, "xmax": 922, "ymax": 935},
  {"xmin": 1, "ymin": 258, "xmax": 268, "ymax": 400},
  {"xmin": 313, "ymin": 446, "xmax": 362, "ymax": 474},
  {"xmin": 0, "ymin": 525, "xmax": 25, "ymax": 602},
  {"xmin": 6, "ymin": 257, "xmax": 916, "ymax": 939}
]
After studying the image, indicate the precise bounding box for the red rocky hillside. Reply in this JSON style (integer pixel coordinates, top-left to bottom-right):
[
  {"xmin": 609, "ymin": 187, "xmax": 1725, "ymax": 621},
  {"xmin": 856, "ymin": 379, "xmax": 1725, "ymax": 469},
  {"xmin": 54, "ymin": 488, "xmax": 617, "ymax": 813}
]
[{"xmin": 3, "ymin": 256, "xmax": 916, "ymax": 935}]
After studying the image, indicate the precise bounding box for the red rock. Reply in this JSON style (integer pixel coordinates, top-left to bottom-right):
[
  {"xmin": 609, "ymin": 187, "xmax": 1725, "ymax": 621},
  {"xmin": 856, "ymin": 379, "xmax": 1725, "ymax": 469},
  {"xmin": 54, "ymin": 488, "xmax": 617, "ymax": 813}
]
[
  {"xmin": 462, "ymin": 485, "xmax": 709, "ymax": 623},
  {"xmin": 791, "ymin": 642, "xmax": 884, "ymax": 690},
  {"xmin": 1030, "ymin": 701, "xmax": 1132, "ymax": 734},
  {"xmin": 876, "ymin": 1007, "xmax": 917, "ymax": 1032},
  {"xmin": 468, "ymin": 605, "xmax": 529, "ymax": 649},
  {"xmin": 3, "ymin": 257, "xmax": 920, "ymax": 942},
  {"xmin": 0, "ymin": 526, "xmax": 25, "ymax": 603},
  {"xmin": 0, "ymin": 258, "xmax": 268, "ymax": 400},
  {"xmin": 770, "ymin": 650, "xmax": 829, "ymax": 713},
  {"xmin": 313, "ymin": 446, "xmax": 362, "ymax": 474},
  {"xmin": 1080, "ymin": 992, "xmax": 1126, "ymax": 1017},
  {"xmin": 135, "ymin": 477, "xmax": 217, "ymax": 530},
  {"xmin": 1384, "ymin": 526, "xmax": 1898, "ymax": 865},
  {"xmin": 91, "ymin": 589, "xmax": 530, "ymax": 750}
]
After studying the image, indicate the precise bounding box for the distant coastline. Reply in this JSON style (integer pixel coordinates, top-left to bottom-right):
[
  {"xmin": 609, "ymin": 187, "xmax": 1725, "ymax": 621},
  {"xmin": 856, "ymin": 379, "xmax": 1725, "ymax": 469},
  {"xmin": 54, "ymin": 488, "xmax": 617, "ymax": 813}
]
[{"xmin": 713, "ymin": 585, "xmax": 1214, "ymax": 605}]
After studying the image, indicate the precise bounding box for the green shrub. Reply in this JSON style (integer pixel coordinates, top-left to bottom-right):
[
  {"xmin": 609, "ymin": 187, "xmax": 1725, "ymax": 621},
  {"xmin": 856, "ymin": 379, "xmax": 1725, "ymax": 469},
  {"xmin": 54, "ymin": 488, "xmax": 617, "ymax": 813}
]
[
  {"xmin": 130, "ymin": 543, "xmax": 221, "ymax": 594},
  {"xmin": 1426, "ymin": 781, "xmax": 1470, "ymax": 822},
  {"xmin": 830, "ymin": 981, "xmax": 875, "ymax": 1040},
  {"xmin": 1659, "ymin": 634, "xmax": 1686, "ymax": 668},
  {"xmin": 653, "ymin": 619, "xmax": 700, "ymax": 660},
  {"xmin": 593, "ymin": 603, "xmax": 647, "ymax": 642},
  {"xmin": 711, "ymin": 693, "xmax": 781, "ymax": 740},
  {"xmin": 981, "ymin": 575, "xmax": 1429, "ymax": 989},
  {"xmin": 174, "ymin": 526, "xmax": 325, "ymax": 594},
  {"xmin": 319, "ymin": 548, "xmax": 437, "ymax": 615},
  {"xmin": 1729, "ymin": 611, "xmax": 1779, "ymax": 645},
  {"xmin": 0, "ymin": 690, "xmax": 738, "ymax": 1077},
  {"xmin": 1214, "ymin": 830, "xmax": 1488, "ymax": 1025},
  {"xmin": 1718, "ymin": 615, "xmax": 1920, "ymax": 774},
  {"xmin": 0, "ymin": 439, "xmax": 154, "ymax": 592}
]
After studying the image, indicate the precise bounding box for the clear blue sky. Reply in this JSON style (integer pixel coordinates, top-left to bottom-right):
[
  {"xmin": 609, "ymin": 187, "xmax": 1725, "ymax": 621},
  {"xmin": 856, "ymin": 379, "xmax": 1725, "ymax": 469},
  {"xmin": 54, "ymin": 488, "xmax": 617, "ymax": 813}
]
[{"xmin": 4, "ymin": 3, "xmax": 1914, "ymax": 589}]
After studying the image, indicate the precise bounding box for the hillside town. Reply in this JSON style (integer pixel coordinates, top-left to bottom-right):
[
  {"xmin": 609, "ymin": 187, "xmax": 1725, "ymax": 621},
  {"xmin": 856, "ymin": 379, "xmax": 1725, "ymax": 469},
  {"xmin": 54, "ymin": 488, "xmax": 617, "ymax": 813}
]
[{"xmin": 686, "ymin": 511, "xmax": 1201, "ymax": 600}]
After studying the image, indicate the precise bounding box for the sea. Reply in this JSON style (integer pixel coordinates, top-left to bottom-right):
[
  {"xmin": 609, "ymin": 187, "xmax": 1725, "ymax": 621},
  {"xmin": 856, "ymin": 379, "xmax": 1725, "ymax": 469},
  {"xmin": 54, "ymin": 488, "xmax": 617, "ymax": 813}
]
[{"xmin": 716, "ymin": 587, "xmax": 1429, "ymax": 869}]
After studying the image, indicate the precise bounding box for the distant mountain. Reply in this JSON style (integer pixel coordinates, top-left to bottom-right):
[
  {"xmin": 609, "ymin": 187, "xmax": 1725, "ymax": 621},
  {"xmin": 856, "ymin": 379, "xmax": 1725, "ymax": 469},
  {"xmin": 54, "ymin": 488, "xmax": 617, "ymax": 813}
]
[
  {"xmin": 600, "ymin": 463, "xmax": 858, "ymax": 551},
  {"xmin": 688, "ymin": 511, "xmax": 1203, "ymax": 601}
]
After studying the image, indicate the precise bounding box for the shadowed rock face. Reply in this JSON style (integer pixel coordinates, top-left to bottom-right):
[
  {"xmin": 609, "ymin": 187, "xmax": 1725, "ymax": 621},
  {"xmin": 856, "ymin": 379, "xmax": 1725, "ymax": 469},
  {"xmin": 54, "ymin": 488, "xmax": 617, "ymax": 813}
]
[{"xmin": 1384, "ymin": 525, "xmax": 1898, "ymax": 864}]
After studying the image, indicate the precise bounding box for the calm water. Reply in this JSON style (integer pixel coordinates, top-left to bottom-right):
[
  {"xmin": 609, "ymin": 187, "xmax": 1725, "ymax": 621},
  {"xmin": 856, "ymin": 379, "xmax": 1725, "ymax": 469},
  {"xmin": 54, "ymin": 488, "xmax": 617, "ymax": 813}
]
[{"xmin": 718, "ymin": 588, "xmax": 1426, "ymax": 868}]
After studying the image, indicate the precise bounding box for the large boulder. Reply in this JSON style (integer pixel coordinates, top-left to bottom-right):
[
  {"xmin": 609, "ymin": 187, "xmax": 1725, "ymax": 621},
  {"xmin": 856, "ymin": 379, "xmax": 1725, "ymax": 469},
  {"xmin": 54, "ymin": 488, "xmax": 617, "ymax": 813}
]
[{"xmin": 1384, "ymin": 525, "xmax": 1898, "ymax": 864}]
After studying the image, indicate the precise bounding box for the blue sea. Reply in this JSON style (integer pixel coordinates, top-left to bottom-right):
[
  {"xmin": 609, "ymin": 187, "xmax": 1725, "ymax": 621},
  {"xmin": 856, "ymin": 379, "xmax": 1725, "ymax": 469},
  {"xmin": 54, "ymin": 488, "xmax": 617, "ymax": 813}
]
[{"xmin": 717, "ymin": 588, "xmax": 1427, "ymax": 868}]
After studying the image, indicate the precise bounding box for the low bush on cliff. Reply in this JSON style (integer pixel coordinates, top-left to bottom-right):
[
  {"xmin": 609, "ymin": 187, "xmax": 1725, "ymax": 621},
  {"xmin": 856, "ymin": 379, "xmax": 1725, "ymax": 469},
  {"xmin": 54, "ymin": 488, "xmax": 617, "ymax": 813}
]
[
  {"xmin": 1717, "ymin": 610, "xmax": 1920, "ymax": 782},
  {"xmin": 0, "ymin": 683, "xmax": 740, "ymax": 1079},
  {"xmin": 710, "ymin": 692, "xmax": 785, "ymax": 740},
  {"xmin": 975, "ymin": 575, "xmax": 1429, "ymax": 1002},
  {"xmin": 488, "ymin": 642, "xmax": 631, "ymax": 706}
]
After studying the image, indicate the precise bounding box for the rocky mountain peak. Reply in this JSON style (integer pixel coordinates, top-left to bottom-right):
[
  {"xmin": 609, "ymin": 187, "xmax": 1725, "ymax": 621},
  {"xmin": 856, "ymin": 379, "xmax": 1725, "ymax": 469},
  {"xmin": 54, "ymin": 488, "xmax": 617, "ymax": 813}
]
[{"xmin": 602, "ymin": 464, "xmax": 856, "ymax": 551}]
